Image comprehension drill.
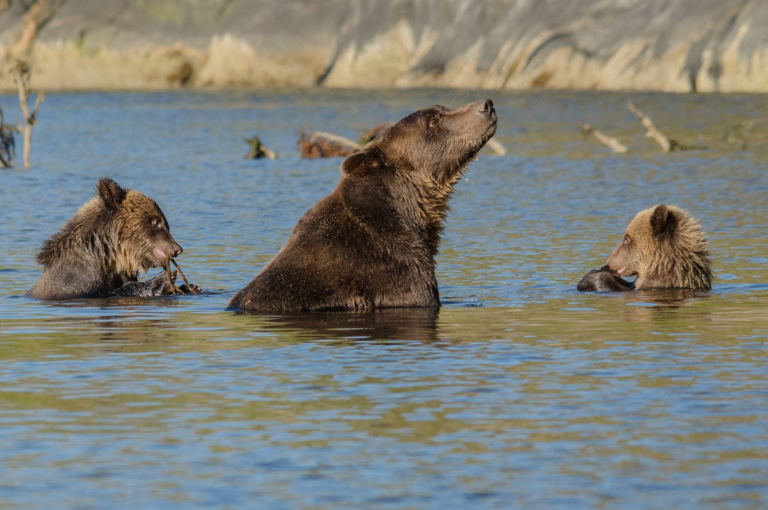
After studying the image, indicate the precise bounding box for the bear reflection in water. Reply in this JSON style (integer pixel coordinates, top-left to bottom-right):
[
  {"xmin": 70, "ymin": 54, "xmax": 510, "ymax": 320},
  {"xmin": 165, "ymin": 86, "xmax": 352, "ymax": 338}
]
[
  {"xmin": 578, "ymin": 204, "xmax": 712, "ymax": 292},
  {"xmin": 252, "ymin": 308, "xmax": 440, "ymax": 343},
  {"xmin": 229, "ymin": 99, "xmax": 498, "ymax": 313}
]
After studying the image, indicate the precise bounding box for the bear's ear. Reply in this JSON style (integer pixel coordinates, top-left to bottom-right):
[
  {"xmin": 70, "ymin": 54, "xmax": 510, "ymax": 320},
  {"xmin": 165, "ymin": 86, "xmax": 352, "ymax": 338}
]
[
  {"xmin": 650, "ymin": 204, "xmax": 677, "ymax": 238},
  {"xmin": 341, "ymin": 148, "xmax": 385, "ymax": 177},
  {"xmin": 97, "ymin": 178, "xmax": 127, "ymax": 209}
]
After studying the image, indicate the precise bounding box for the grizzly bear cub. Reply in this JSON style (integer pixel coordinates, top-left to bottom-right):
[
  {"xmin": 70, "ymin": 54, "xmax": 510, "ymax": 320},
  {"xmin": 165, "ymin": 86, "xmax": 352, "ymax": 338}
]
[
  {"xmin": 27, "ymin": 178, "xmax": 188, "ymax": 300},
  {"xmin": 228, "ymin": 99, "xmax": 498, "ymax": 313},
  {"xmin": 577, "ymin": 204, "xmax": 712, "ymax": 292}
]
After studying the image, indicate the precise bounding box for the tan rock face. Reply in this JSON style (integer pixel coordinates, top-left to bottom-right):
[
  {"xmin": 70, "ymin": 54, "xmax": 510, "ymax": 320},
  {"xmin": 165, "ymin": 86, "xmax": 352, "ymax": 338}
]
[{"xmin": 1, "ymin": 0, "xmax": 768, "ymax": 92}]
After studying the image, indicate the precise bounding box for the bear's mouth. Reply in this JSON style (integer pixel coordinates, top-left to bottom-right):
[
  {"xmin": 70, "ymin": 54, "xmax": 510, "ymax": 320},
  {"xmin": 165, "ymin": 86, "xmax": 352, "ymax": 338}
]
[{"xmin": 152, "ymin": 247, "xmax": 169, "ymax": 265}]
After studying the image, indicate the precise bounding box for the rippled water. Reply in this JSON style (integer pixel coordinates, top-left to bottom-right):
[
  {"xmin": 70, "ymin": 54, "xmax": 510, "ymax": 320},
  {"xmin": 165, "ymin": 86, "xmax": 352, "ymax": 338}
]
[{"xmin": 1, "ymin": 90, "xmax": 767, "ymax": 509}]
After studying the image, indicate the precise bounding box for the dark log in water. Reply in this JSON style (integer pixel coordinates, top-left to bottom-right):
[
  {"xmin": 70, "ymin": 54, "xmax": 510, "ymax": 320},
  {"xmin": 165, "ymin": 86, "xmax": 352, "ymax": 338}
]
[{"xmin": 298, "ymin": 131, "xmax": 361, "ymax": 159}]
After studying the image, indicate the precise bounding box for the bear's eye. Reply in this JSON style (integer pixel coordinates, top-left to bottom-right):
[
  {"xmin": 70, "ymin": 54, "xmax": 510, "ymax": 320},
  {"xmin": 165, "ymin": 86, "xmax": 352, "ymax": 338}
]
[{"xmin": 150, "ymin": 218, "xmax": 162, "ymax": 229}]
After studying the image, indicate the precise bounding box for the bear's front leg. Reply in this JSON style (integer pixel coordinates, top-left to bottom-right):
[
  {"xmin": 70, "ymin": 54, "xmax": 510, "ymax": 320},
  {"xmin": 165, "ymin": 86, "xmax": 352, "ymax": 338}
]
[
  {"xmin": 577, "ymin": 265, "xmax": 634, "ymax": 292},
  {"xmin": 112, "ymin": 272, "xmax": 177, "ymax": 297}
]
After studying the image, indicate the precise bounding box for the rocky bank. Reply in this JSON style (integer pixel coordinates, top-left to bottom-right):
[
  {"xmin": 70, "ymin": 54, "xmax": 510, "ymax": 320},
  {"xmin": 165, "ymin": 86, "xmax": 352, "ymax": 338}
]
[{"xmin": 1, "ymin": 0, "xmax": 767, "ymax": 92}]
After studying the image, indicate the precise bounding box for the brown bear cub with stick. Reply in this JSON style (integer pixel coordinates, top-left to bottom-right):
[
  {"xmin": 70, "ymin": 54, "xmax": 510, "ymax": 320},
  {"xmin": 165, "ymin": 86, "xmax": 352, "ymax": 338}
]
[
  {"xmin": 577, "ymin": 204, "xmax": 712, "ymax": 292},
  {"xmin": 27, "ymin": 178, "xmax": 193, "ymax": 300},
  {"xmin": 228, "ymin": 99, "xmax": 498, "ymax": 313}
]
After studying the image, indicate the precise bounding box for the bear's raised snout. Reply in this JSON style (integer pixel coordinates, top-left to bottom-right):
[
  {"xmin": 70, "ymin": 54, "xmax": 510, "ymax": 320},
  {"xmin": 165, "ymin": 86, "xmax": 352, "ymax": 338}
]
[
  {"xmin": 171, "ymin": 244, "xmax": 183, "ymax": 258},
  {"xmin": 477, "ymin": 99, "xmax": 494, "ymax": 116}
]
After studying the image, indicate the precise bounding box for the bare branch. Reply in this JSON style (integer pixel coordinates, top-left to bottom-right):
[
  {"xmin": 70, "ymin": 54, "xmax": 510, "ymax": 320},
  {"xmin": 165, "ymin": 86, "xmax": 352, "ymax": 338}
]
[
  {"xmin": 579, "ymin": 123, "xmax": 628, "ymax": 153},
  {"xmin": 30, "ymin": 91, "xmax": 45, "ymax": 125},
  {"xmin": 627, "ymin": 101, "xmax": 673, "ymax": 152},
  {"xmin": 486, "ymin": 138, "xmax": 508, "ymax": 156},
  {"xmin": 312, "ymin": 131, "xmax": 363, "ymax": 150}
]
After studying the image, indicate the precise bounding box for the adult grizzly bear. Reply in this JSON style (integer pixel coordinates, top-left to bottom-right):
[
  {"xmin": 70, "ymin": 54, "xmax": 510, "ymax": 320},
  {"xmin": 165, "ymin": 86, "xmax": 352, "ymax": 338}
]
[
  {"xmin": 577, "ymin": 204, "xmax": 712, "ymax": 292},
  {"xmin": 228, "ymin": 99, "xmax": 498, "ymax": 313},
  {"xmin": 27, "ymin": 178, "xmax": 189, "ymax": 300}
]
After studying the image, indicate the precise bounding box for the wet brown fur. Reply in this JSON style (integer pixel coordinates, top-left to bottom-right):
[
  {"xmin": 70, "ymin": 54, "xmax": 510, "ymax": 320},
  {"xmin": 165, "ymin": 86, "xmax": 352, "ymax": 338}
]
[
  {"xmin": 27, "ymin": 178, "xmax": 183, "ymax": 300},
  {"xmin": 229, "ymin": 100, "xmax": 498, "ymax": 313}
]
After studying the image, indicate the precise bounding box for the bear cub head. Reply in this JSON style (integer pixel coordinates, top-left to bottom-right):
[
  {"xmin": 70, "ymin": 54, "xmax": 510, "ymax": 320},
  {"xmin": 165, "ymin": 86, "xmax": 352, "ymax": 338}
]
[
  {"xmin": 37, "ymin": 178, "xmax": 183, "ymax": 276},
  {"xmin": 606, "ymin": 204, "xmax": 712, "ymax": 290}
]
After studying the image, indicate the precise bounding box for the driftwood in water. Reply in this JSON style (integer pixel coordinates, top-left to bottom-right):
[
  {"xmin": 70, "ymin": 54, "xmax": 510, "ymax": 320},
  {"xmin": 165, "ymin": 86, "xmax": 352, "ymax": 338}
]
[
  {"xmin": 298, "ymin": 131, "xmax": 362, "ymax": 158},
  {"xmin": 627, "ymin": 101, "xmax": 685, "ymax": 152},
  {"xmin": 0, "ymin": 107, "xmax": 17, "ymax": 168},
  {"xmin": 579, "ymin": 123, "xmax": 628, "ymax": 153},
  {"xmin": 244, "ymin": 135, "xmax": 276, "ymax": 160},
  {"xmin": 486, "ymin": 138, "xmax": 508, "ymax": 156}
]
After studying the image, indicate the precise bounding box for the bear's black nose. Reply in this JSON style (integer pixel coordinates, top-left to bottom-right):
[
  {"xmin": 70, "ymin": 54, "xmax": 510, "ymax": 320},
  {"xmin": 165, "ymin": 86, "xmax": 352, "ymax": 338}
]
[
  {"xmin": 478, "ymin": 99, "xmax": 494, "ymax": 116},
  {"xmin": 172, "ymin": 245, "xmax": 183, "ymax": 257}
]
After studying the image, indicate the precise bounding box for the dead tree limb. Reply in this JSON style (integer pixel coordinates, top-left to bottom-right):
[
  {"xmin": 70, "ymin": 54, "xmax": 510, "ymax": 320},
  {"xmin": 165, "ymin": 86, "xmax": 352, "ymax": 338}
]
[
  {"xmin": 579, "ymin": 123, "xmax": 628, "ymax": 153},
  {"xmin": 313, "ymin": 131, "xmax": 362, "ymax": 151},
  {"xmin": 15, "ymin": 63, "xmax": 44, "ymax": 168},
  {"xmin": 2, "ymin": 1, "xmax": 61, "ymax": 169},
  {"xmin": 298, "ymin": 131, "xmax": 361, "ymax": 158},
  {"xmin": 627, "ymin": 101, "xmax": 681, "ymax": 152}
]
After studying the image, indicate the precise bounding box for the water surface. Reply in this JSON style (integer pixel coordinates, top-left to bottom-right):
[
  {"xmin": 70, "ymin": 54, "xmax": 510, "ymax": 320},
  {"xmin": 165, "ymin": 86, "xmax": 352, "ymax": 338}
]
[{"xmin": 0, "ymin": 89, "xmax": 767, "ymax": 509}]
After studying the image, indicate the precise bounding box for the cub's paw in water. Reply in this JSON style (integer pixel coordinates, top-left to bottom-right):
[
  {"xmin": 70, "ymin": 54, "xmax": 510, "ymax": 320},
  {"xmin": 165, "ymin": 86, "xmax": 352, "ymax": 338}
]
[
  {"xmin": 577, "ymin": 204, "xmax": 712, "ymax": 292},
  {"xmin": 577, "ymin": 266, "xmax": 633, "ymax": 292},
  {"xmin": 177, "ymin": 282, "xmax": 203, "ymax": 295},
  {"xmin": 26, "ymin": 178, "xmax": 191, "ymax": 300},
  {"xmin": 114, "ymin": 272, "xmax": 176, "ymax": 297}
]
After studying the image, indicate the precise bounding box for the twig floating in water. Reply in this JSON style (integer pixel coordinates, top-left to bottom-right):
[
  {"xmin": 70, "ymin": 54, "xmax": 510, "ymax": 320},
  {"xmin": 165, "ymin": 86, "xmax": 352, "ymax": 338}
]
[
  {"xmin": 171, "ymin": 258, "xmax": 198, "ymax": 296},
  {"xmin": 579, "ymin": 123, "xmax": 628, "ymax": 153}
]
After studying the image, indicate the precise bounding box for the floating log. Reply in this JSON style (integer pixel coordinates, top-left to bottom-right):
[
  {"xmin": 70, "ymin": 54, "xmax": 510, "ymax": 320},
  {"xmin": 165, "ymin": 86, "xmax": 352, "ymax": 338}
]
[
  {"xmin": 244, "ymin": 135, "xmax": 276, "ymax": 160},
  {"xmin": 579, "ymin": 123, "xmax": 628, "ymax": 153},
  {"xmin": 298, "ymin": 131, "xmax": 362, "ymax": 159}
]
